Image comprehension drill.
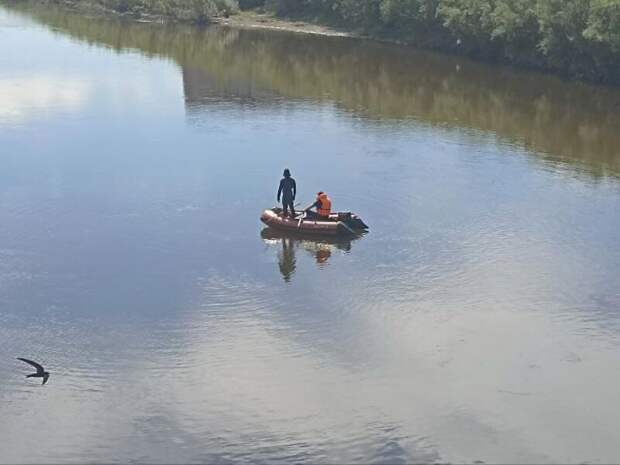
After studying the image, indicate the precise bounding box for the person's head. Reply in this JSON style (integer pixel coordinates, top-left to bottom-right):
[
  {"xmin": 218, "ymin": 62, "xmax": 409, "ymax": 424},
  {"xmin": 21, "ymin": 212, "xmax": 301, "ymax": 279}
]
[
  {"xmin": 317, "ymin": 191, "xmax": 325, "ymax": 199},
  {"xmin": 283, "ymin": 169, "xmax": 291, "ymax": 178}
]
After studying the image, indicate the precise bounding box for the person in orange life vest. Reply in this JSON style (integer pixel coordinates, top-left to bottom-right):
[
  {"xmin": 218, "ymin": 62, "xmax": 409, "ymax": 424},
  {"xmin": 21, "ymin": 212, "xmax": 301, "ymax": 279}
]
[{"xmin": 305, "ymin": 191, "xmax": 332, "ymax": 220}]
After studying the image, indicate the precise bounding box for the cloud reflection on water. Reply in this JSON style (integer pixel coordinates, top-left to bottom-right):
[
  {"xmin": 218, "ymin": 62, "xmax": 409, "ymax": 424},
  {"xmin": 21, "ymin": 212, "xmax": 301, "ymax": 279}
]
[{"xmin": 0, "ymin": 76, "xmax": 90, "ymax": 124}]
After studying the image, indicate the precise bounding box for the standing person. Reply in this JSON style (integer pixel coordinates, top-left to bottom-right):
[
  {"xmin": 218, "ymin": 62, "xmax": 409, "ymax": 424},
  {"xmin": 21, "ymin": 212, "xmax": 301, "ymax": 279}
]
[{"xmin": 277, "ymin": 169, "xmax": 297, "ymax": 218}]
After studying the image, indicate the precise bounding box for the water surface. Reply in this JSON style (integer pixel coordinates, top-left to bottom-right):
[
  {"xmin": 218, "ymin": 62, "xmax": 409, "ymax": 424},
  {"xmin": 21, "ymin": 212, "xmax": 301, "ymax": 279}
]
[{"xmin": 1, "ymin": 4, "xmax": 620, "ymax": 463}]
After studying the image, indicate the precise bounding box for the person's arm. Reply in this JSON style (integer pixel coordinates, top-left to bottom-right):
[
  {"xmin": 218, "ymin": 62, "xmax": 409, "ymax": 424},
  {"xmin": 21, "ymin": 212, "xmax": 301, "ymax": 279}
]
[
  {"xmin": 306, "ymin": 200, "xmax": 320, "ymax": 212},
  {"xmin": 277, "ymin": 180, "xmax": 283, "ymax": 202},
  {"xmin": 292, "ymin": 179, "xmax": 297, "ymax": 200}
]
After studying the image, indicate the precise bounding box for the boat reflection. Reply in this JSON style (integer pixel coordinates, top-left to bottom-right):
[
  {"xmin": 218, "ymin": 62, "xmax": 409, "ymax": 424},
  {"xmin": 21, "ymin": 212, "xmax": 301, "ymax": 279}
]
[{"xmin": 260, "ymin": 227, "xmax": 364, "ymax": 282}]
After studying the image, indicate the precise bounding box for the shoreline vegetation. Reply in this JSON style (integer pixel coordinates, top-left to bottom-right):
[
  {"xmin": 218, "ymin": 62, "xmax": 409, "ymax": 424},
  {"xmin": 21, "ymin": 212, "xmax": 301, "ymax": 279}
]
[{"xmin": 9, "ymin": 0, "xmax": 620, "ymax": 85}]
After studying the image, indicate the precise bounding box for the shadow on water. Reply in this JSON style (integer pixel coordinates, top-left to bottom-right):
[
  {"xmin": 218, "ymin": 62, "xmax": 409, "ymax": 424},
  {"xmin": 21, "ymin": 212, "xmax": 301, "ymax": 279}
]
[
  {"xmin": 260, "ymin": 227, "xmax": 364, "ymax": 283},
  {"xmin": 7, "ymin": 1, "xmax": 620, "ymax": 178}
]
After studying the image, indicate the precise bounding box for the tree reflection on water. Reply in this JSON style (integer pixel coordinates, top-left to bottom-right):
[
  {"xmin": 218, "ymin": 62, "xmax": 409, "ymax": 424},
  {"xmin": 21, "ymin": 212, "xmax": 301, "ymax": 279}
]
[{"xmin": 9, "ymin": 2, "xmax": 620, "ymax": 178}]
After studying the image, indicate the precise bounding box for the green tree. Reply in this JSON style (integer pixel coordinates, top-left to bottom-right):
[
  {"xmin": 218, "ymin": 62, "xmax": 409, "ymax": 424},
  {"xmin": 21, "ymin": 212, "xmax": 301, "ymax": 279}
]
[
  {"xmin": 535, "ymin": 0, "xmax": 591, "ymax": 56},
  {"xmin": 584, "ymin": 0, "xmax": 620, "ymax": 52}
]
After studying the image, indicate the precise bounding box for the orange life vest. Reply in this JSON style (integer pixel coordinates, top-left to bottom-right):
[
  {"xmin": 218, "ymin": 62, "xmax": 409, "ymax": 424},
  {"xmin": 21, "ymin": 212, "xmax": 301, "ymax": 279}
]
[{"xmin": 318, "ymin": 193, "xmax": 332, "ymax": 217}]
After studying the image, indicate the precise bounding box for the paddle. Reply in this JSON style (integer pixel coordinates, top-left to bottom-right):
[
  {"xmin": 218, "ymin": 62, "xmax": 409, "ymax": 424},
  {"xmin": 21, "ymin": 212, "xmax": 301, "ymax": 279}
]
[{"xmin": 296, "ymin": 200, "xmax": 317, "ymax": 228}]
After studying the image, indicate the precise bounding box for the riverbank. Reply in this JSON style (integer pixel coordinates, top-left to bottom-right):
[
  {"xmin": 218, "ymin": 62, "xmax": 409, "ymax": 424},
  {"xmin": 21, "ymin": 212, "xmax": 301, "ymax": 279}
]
[
  {"xmin": 8, "ymin": 0, "xmax": 620, "ymax": 86},
  {"xmin": 216, "ymin": 10, "xmax": 355, "ymax": 38},
  {"xmin": 13, "ymin": 0, "xmax": 239, "ymax": 23},
  {"xmin": 253, "ymin": 0, "xmax": 620, "ymax": 86},
  {"xmin": 15, "ymin": 0, "xmax": 354, "ymax": 37},
  {"xmin": 228, "ymin": 9, "xmax": 620, "ymax": 87}
]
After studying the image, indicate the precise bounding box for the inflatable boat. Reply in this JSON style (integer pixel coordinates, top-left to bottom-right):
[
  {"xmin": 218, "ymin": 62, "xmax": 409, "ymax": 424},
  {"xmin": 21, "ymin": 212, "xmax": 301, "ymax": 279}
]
[{"xmin": 260, "ymin": 208, "xmax": 369, "ymax": 236}]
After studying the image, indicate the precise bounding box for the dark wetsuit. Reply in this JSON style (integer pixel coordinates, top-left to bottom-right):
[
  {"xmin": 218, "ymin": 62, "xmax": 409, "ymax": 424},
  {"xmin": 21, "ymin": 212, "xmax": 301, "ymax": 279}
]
[{"xmin": 277, "ymin": 177, "xmax": 297, "ymax": 217}]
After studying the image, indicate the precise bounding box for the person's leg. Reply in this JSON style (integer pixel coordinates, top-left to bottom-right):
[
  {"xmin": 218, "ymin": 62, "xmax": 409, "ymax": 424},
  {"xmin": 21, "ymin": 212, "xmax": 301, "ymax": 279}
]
[
  {"xmin": 282, "ymin": 199, "xmax": 295, "ymax": 218},
  {"xmin": 282, "ymin": 200, "xmax": 289, "ymax": 217},
  {"xmin": 288, "ymin": 200, "xmax": 295, "ymax": 218}
]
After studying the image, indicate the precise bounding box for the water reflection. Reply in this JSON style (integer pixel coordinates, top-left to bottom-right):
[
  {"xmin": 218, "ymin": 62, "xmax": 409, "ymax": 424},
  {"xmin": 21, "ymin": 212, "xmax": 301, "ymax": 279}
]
[
  {"xmin": 0, "ymin": 76, "xmax": 90, "ymax": 124},
  {"xmin": 261, "ymin": 228, "xmax": 360, "ymax": 282},
  {"xmin": 9, "ymin": 2, "xmax": 620, "ymax": 177}
]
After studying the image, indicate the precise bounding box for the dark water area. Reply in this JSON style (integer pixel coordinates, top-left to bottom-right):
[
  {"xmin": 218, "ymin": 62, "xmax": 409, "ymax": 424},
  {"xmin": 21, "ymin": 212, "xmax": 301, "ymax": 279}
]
[{"xmin": 1, "ymin": 3, "xmax": 619, "ymax": 463}]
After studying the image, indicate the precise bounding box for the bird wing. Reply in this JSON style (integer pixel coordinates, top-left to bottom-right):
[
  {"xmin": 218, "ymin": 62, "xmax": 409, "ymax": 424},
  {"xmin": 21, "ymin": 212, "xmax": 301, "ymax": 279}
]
[{"xmin": 17, "ymin": 357, "xmax": 45, "ymax": 375}]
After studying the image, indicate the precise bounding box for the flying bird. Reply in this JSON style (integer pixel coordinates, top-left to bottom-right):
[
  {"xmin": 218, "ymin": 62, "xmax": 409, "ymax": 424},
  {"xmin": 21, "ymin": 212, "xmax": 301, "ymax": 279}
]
[{"xmin": 17, "ymin": 358, "xmax": 50, "ymax": 385}]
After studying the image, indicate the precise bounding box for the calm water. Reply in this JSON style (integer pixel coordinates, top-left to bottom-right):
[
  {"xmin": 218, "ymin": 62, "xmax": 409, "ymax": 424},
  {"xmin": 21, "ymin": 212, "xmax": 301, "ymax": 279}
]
[{"xmin": 1, "ymin": 3, "xmax": 620, "ymax": 463}]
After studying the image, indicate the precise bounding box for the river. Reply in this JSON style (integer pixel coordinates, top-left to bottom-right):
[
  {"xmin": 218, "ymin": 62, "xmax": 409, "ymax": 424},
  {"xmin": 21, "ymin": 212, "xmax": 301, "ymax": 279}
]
[{"xmin": 1, "ymin": 3, "xmax": 619, "ymax": 463}]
